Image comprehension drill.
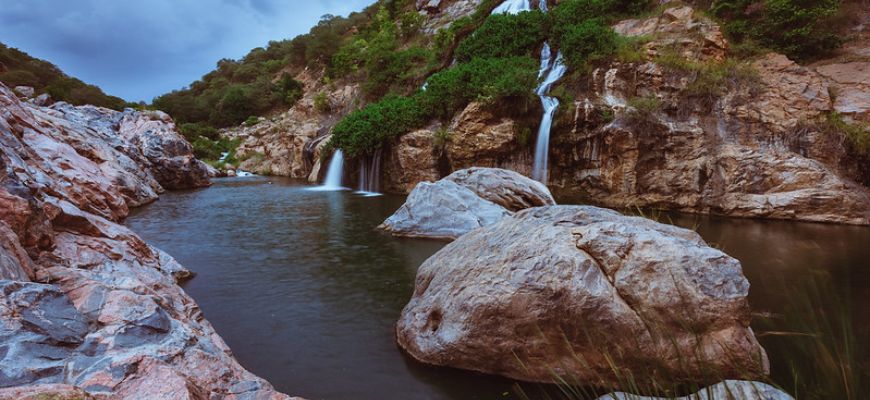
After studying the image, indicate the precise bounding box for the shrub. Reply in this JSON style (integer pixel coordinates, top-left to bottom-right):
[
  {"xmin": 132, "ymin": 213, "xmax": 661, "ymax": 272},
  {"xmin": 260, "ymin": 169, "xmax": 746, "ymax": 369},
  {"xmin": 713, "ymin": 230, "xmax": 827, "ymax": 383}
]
[
  {"xmin": 329, "ymin": 95, "xmax": 425, "ymax": 156},
  {"xmin": 420, "ymin": 56, "xmax": 538, "ymax": 119},
  {"xmin": 711, "ymin": 0, "xmax": 842, "ymax": 61},
  {"xmin": 454, "ymin": 11, "xmax": 549, "ymax": 62},
  {"xmin": 244, "ymin": 116, "xmax": 261, "ymax": 126},
  {"xmin": 559, "ymin": 19, "xmax": 620, "ymax": 70},
  {"xmin": 179, "ymin": 122, "xmax": 220, "ymax": 142},
  {"xmin": 314, "ymin": 92, "xmax": 331, "ymax": 113}
]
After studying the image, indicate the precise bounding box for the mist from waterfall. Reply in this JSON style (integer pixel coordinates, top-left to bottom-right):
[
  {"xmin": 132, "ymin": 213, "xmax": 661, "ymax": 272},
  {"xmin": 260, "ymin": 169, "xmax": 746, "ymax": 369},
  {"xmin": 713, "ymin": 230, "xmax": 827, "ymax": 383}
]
[
  {"xmin": 309, "ymin": 149, "xmax": 347, "ymax": 191},
  {"xmin": 492, "ymin": 0, "xmax": 566, "ymax": 184}
]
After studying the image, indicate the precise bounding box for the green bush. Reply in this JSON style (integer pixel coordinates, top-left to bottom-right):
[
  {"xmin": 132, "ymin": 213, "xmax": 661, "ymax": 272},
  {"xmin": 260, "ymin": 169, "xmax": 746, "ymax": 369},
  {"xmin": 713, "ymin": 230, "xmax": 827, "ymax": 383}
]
[
  {"xmin": 420, "ymin": 56, "xmax": 538, "ymax": 119},
  {"xmin": 244, "ymin": 116, "xmax": 261, "ymax": 126},
  {"xmin": 559, "ymin": 19, "xmax": 620, "ymax": 70},
  {"xmin": 711, "ymin": 0, "xmax": 842, "ymax": 61},
  {"xmin": 314, "ymin": 92, "xmax": 331, "ymax": 113},
  {"xmin": 454, "ymin": 11, "xmax": 548, "ymax": 62},
  {"xmin": 329, "ymin": 95, "xmax": 425, "ymax": 156},
  {"xmin": 179, "ymin": 122, "xmax": 220, "ymax": 142},
  {"xmin": 551, "ymin": 0, "xmax": 650, "ymax": 44}
]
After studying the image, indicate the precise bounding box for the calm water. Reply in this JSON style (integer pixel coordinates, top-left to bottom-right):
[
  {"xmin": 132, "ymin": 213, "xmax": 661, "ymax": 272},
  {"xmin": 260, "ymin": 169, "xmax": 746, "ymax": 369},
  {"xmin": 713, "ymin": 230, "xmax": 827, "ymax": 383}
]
[{"xmin": 126, "ymin": 177, "xmax": 870, "ymax": 399}]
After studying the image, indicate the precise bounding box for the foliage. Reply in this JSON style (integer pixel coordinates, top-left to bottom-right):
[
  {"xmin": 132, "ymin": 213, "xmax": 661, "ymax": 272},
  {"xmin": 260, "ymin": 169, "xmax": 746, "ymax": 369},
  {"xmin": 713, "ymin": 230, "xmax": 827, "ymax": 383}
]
[
  {"xmin": 244, "ymin": 116, "xmax": 261, "ymax": 126},
  {"xmin": 0, "ymin": 42, "xmax": 126, "ymax": 109},
  {"xmin": 820, "ymin": 112, "xmax": 870, "ymax": 157},
  {"xmin": 433, "ymin": 127, "xmax": 452, "ymax": 148},
  {"xmin": 179, "ymin": 122, "xmax": 220, "ymax": 142},
  {"xmin": 454, "ymin": 11, "xmax": 549, "ymax": 62},
  {"xmin": 329, "ymin": 95, "xmax": 425, "ymax": 157},
  {"xmin": 421, "ymin": 56, "xmax": 538, "ymax": 118},
  {"xmin": 655, "ymin": 47, "xmax": 761, "ymax": 108},
  {"xmin": 192, "ymin": 137, "xmax": 241, "ymax": 162},
  {"xmin": 710, "ymin": 0, "xmax": 843, "ymax": 61},
  {"xmin": 559, "ymin": 19, "xmax": 620, "ymax": 70},
  {"xmin": 314, "ymin": 92, "xmax": 331, "ymax": 113},
  {"xmin": 330, "ymin": 56, "xmax": 538, "ymax": 156}
]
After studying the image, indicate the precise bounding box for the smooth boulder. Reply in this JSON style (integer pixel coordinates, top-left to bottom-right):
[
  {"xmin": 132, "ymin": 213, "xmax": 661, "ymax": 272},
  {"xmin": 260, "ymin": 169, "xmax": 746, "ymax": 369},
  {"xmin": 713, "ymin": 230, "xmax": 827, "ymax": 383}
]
[
  {"xmin": 380, "ymin": 167, "xmax": 555, "ymax": 239},
  {"xmin": 397, "ymin": 206, "xmax": 768, "ymax": 387},
  {"xmin": 380, "ymin": 180, "xmax": 510, "ymax": 240}
]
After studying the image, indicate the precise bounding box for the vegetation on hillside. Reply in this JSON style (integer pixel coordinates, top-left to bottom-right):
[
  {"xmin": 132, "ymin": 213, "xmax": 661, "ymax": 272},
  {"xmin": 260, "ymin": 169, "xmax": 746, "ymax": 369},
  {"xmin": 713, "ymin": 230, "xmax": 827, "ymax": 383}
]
[
  {"xmin": 710, "ymin": 0, "xmax": 844, "ymax": 61},
  {"xmin": 0, "ymin": 43, "xmax": 128, "ymax": 110}
]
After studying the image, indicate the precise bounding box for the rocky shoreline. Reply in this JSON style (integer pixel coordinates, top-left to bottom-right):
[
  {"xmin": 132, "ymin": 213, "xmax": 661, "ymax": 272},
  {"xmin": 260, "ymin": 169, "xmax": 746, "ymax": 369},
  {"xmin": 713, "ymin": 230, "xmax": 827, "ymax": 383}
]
[{"xmin": 0, "ymin": 83, "xmax": 292, "ymax": 399}]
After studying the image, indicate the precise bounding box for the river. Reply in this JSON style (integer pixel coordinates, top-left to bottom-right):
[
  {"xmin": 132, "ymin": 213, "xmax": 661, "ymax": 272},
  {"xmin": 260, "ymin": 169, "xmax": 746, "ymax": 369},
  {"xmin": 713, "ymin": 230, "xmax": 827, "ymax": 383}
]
[{"xmin": 127, "ymin": 176, "xmax": 870, "ymax": 399}]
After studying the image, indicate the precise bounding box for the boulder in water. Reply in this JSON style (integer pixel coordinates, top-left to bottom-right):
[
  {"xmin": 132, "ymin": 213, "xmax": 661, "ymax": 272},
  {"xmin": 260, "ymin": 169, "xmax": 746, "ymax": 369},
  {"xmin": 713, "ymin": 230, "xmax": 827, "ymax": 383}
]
[
  {"xmin": 380, "ymin": 167, "xmax": 555, "ymax": 239},
  {"xmin": 397, "ymin": 205, "xmax": 768, "ymax": 387}
]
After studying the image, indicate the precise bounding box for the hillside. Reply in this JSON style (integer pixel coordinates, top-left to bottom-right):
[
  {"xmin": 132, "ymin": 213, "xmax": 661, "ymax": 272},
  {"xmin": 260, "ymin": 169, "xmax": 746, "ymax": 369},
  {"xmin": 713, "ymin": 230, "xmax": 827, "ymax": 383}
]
[
  {"xmin": 154, "ymin": 0, "xmax": 869, "ymax": 226},
  {"xmin": 0, "ymin": 42, "xmax": 128, "ymax": 110}
]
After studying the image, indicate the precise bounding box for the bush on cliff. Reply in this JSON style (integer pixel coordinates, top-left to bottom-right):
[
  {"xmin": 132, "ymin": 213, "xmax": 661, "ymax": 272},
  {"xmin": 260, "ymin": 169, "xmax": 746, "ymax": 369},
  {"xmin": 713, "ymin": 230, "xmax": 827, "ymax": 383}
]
[
  {"xmin": 710, "ymin": 0, "xmax": 842, "ymax": 61},
  {"xmin": 329, "ymin": 56, "xmax": 539, "ymax": 156},
  {"xmin": 454, "ymin": 11, "xmax": 549, "ymax": 62}
]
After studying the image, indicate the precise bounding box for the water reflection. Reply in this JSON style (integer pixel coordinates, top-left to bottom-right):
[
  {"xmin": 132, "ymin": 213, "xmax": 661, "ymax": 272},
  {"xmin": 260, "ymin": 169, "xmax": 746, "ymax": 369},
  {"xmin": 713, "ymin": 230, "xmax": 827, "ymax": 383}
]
[{"xmin": 126, "ymin": 179, "xmax": 870, "ymax": 399}]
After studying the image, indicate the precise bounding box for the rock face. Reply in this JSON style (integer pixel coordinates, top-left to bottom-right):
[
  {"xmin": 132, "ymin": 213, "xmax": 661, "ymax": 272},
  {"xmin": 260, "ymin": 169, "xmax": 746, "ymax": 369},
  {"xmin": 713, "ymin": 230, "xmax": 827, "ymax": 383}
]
[
  {"xmin": 224, "ymin": 68, "xmax": 361, "ymax": 179},
  {"xmin": 379, "ymin": 168, "xmax": 554, "ymax": 239},
  {"xmin": 397, "ymin": 206, "xmax": 768, "ymax": 387},
  {"xmin": 545, "ymin": 6, "xmax": 870, "ymax": 225},
  {"xmin": 0, "ymin": 82, "xmax": 290, "ymax": 399},
  {"xmin": 597, "ymin": 380, "xmax": 793, "ymax": 400}
]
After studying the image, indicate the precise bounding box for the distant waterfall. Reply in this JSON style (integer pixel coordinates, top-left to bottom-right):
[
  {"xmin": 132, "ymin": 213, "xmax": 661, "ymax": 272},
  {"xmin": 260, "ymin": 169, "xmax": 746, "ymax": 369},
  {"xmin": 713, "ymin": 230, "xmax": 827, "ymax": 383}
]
[
  {"xmin": 492, "ymin": 0, "xmax": 565, "ymax": 184},
  {"xmin": 309, "ymin": 149, "xmax": 347, "ymax": 191},
  {"xmin": 356, "ymin": 147, "xmax": 383, "ymax": 196}
]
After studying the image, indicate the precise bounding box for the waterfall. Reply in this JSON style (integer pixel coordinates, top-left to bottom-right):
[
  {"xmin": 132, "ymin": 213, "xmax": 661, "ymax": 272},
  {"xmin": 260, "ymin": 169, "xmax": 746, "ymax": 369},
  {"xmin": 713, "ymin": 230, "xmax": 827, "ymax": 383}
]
[
  {"xmin": 356, "ymin": 147, "xmax": 383, "ymax": 196},
  {"xmin": 492, "ymin": 0, "xmax": 566, "ymax": 184},
  {"xmin": 532, "ymin": 46, "xmax": 567, "ymax": 184},
  {"xmin": 492, "ymin": 0, "xmax": 531, "ymax": 14},
  {"xmin": 309, "ymin": 149, "xmax": 347, "ymax": 191}
]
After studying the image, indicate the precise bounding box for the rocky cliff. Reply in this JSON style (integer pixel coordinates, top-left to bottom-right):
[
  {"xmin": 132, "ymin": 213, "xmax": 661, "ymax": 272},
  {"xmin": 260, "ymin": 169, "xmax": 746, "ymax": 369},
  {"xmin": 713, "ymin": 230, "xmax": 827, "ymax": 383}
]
[
  {"xmin": 0, "ymin": 83, "xmax": 292, "ymax": 399},
  {"xmin": 223, "ymin": 2, "xmax": 869, "ymax": 225}
]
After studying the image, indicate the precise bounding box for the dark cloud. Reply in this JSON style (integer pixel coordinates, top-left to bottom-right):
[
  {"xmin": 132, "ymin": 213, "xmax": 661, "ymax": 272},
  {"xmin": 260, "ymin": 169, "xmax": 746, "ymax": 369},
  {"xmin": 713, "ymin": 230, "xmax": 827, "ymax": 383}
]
[{"xmin": 0, "ymin": 0, "xmax": 372, "ymax": 102}]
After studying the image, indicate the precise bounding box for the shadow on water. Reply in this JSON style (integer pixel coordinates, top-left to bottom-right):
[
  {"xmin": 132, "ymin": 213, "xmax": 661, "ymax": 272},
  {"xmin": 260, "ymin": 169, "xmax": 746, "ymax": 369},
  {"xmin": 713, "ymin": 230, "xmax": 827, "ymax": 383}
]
[{"xmin": 127, "ymin": 179, "xmax": 870, "ymax": 399}]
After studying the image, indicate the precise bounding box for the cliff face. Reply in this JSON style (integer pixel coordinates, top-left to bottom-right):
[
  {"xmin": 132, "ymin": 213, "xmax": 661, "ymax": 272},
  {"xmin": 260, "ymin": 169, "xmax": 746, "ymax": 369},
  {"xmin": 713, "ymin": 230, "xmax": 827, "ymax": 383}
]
[
  {"xmin": 0, "ymin": 83, "xmax": 291, "ymax": 399},
  {"xmin": 223, "ymin": 2, "xmax": 870, "ymax": 225}
]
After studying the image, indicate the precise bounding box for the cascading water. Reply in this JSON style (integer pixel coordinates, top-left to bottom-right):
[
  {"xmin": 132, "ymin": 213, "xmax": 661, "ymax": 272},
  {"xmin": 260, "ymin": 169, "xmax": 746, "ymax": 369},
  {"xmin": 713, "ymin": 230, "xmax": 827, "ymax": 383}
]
[
  {"xmin": 532, "ymin": 46, "xmax": 567, "ymax": 183},
  {"xmin": 492, "ymin": 0, "xmax": 566, "ymax": 184},
  {"xmin": 356, "ymin": 147, "xmax": 383, "ymax": 196},
  {"xmin": 492, "ymin": 0, "xmax": 531, "ymax": 14},
  {"xmin": 309, "ymin": 149, "xmax": 347, "ymax": 191}
]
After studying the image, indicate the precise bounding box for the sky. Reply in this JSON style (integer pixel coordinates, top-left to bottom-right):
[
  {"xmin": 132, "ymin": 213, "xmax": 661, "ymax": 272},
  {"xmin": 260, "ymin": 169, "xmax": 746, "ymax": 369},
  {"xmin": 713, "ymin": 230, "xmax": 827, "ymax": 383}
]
[{"xmin": 0, "ymin": 0, "xmax": 373, "ymax": 102}]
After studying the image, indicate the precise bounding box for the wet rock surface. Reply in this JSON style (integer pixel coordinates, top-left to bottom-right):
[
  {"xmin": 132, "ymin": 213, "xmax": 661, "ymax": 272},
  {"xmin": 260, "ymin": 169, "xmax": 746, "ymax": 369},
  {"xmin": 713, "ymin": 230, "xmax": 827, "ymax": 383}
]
[
  {"xmin": 0, "ymin": 81, "xmax": 291, "ymax": 398},
  {"xmin": 379, "ymin": 168, "xmax": 554, "ymax": 239},
  {"xmin": 397, "ymin": 205, "xmax": 768, "ymax": 386}
]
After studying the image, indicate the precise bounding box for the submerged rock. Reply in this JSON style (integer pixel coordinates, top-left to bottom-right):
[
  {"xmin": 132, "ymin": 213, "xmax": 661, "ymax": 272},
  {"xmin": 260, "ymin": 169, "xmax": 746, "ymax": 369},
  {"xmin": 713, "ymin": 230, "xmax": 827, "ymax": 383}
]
[
  {"xmin": 380, "ymin": 168, "xmax": 554, "ymax": 239},
  {"xmin": 597, "ymin": 380, "xmax": 793, "ymax": 400},
  {"xmin": 397, "ymin": 205, "xmax": 768, "ymax": 387}
]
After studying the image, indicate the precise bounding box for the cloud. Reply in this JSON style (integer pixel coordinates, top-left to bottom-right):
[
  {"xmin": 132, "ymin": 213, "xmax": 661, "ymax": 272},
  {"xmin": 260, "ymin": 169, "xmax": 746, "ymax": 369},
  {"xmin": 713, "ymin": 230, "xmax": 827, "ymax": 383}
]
[{"xmin": 0, "ymin": 0, "xmax": 373, "ymax": 101}]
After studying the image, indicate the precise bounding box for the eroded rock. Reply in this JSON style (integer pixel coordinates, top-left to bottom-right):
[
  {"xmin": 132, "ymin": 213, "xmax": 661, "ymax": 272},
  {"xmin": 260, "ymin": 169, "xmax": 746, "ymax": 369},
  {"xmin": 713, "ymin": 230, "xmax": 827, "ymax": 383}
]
[
  {"xmin": 397, "ymin": 206, "xmax": 768, "ymax": 387},
  {"xmin": 598, "ymin": 380, "xmax": 793, "ymax": 400}
]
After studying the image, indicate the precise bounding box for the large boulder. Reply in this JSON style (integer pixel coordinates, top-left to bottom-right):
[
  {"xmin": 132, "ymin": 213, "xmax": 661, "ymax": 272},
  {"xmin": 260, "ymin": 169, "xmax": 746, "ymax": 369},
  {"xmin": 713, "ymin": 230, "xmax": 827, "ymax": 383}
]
[
  {"xmin": 380, "ymin": 180, "xmax": 510, "ymax": 240},
  {"xmin": 598, "ymin": 380, "xmax": 793, "ymax": 400},
  {"xmin": 380, "ymin": 168, "xmax": 555, "ymax": 239},
  {"xmin": 445, "ymin": 167, "xmax": 555, "ymax": 211},
  {"xmin": 397, "ymin": 206, "xmax": 768, "ymax": 387}
]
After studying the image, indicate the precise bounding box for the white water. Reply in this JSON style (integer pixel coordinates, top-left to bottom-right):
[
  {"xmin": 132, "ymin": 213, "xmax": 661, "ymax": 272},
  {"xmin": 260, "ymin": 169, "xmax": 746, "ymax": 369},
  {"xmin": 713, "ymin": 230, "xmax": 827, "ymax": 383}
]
[
  {"xmin": 532, "ymin": 45, "xmax": 567, "ymax": 183},
  {"xmin": 356, "ymin": 148, "xmax": 383, "ymax": 196},
  {"xmin": 309, "ymin": 150, "xmax": 347, "ymax": 191},
  {"xmin": 492, "ymin": 0, "xmax": 567, "ymax": 184},
  {"xmin": 492, "ymin": 0, "xmax": 531, "ymax": 14}
]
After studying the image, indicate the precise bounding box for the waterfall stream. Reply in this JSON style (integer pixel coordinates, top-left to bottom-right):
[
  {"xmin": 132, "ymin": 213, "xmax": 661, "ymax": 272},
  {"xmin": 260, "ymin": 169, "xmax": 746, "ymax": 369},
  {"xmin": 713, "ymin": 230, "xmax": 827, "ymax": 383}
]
[
  {"xmin": 309, "ymin": 149, "xmax": 347, "ymax": 191},
  {"xmin": 492, "ymin": 0, "xmax": 566, "ymax": 184},
  {"xmin": 356, "ymin": 147, "xmax": 383, "ymax": 196}
]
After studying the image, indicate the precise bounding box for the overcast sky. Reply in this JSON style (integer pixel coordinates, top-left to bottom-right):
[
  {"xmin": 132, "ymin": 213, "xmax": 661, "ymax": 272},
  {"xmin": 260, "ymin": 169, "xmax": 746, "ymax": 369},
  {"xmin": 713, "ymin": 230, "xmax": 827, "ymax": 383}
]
[{"xmin": 0, "ymin": 0, "xmax": 373, "ymax": 102}]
